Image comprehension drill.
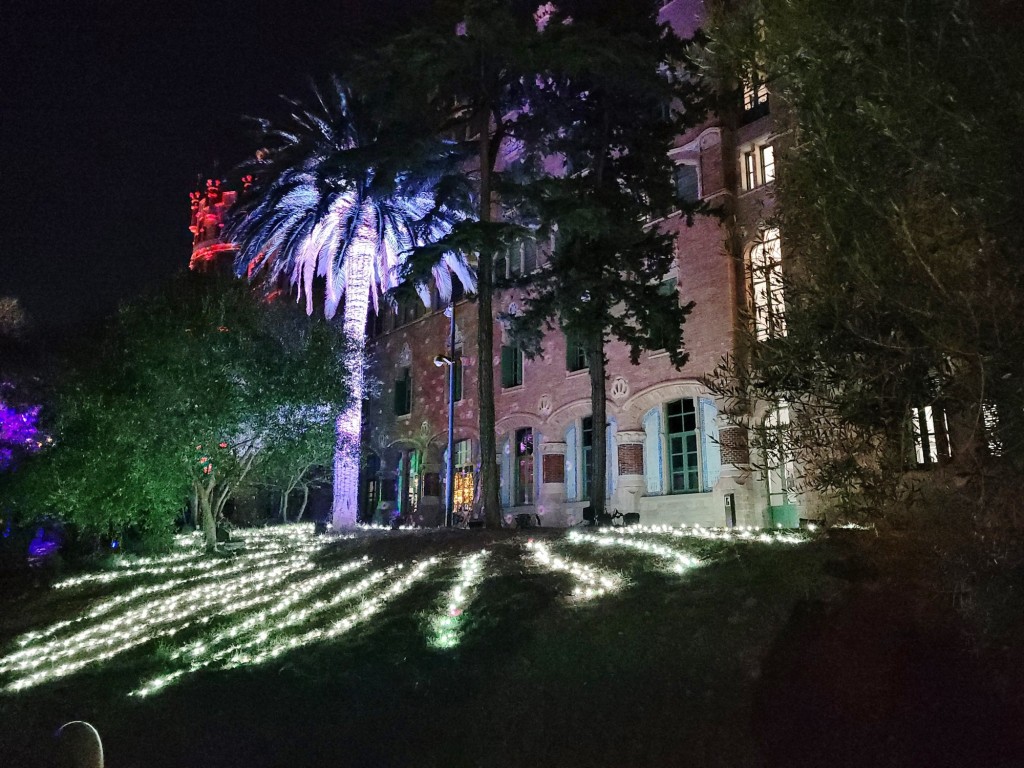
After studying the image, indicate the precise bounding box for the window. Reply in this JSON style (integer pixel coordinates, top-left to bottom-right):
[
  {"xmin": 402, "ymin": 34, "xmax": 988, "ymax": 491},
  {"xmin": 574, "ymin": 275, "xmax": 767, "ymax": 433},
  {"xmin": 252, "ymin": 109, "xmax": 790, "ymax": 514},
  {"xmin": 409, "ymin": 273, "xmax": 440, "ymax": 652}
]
[
  {"xmin": 394, "ymin": 367, "xmax": 412, "ymax": 416},
  {"xmin": 643, "ymin": 398, "xmax": 721, "ymax": 496},
  {"xmin": 765, "ymin": 403, "xmax": 796, "ymax": 506},
  {"xmin": 396, "ymin": 294, "xmax": 422, "ymax": 326},
  {"xmin": 566, "ymin": 332, "xmax": 588, "ymax": 372},
  {"xmin": 741, "ymin": 74, "xmax": 769, "ymax": 122},
  {"xmin": 515, "ymin": 427, "xmax": 535, "ymax": 505},
  {"xmin": 744, "ymin": 151, "xmax": 757, "ymax": 190},
  {"xmin": 448, "ymin": 353, "xmax": 463, "ymax": 402},
  {"xmin": 451, "ymin": 439, "xmax": 475, "ymax": 516},
  {"xmin": 496, "ymin": 239, "xmax": 540, "ymax": 280},
  {"xmin": 742, "ymin": 142, "xmax": 775, "ymax": 190},
  {"xmin": 750, "ymin": 228, "xmax": 785, "ymax": 340},
  {"xmin": 501, "ymin": 345, "xmax": 523, "ymax": 388},
  {"xmin": 673, "ymin": 163, "xmax": 700, "ymax": 204},
  {"xmin": 910, "ymin": 404, "xmax": 951, "ymax": 467},
  {"xmin": 666, "ymin": 399, "xmax": 700, "ymax": 493},
  {"xmin": 760, "ymin": 145, "xmax": 775, "ymax": 184},
  {"xmin": 649, "ymin": 278, "xmax": 679, "ymax": 351}
]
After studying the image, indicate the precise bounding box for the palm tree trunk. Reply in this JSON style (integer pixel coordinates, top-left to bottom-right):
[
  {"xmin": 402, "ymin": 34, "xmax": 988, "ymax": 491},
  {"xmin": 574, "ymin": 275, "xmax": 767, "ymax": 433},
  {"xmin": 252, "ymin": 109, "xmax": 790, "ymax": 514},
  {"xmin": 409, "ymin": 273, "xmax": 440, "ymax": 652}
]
[{"xmin": 332, "ymin": 245, "xmax": 372, "ymax": 530}]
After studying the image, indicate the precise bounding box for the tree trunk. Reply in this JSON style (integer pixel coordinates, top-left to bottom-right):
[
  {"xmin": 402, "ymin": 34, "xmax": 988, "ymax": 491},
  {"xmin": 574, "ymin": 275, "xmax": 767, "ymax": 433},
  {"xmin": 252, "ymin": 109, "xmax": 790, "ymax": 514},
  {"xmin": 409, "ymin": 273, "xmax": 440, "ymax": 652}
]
[
  {"xmin": 476, "ymin": 107, "xmax": 502, "ymax": 529},
  {"xmin": 296, "ymin": 485, "xmax": 311, "ymax": 521},
  {"xmin": 279, "ymin": 490, "xmax": 290, "ymax": 523},
  {"xmin": 196, "ymin": 484, "xmax": 217, "ymax": 550},
  {"xmin": 588, "ymin": 331, "xmax": 608, "ymax": 517},
  {"xmin": 331, "ymin": 237, "xmax": 373, "ymax": 530}
]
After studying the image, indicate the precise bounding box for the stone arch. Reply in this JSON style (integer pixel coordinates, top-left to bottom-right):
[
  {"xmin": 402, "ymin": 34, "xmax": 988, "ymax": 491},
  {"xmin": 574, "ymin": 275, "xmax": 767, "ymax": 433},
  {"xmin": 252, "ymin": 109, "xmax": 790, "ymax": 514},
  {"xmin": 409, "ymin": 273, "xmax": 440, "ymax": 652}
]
[
  {"xmin": 545, "ymin": 398, "xmax": 593, "ymax": 433},
  {"xmin": 494, "ymin": 411, "xmax": 545, "ymax": 435},
  {"xmin": 621, "ymin": 379, "xmax": 712, "ymax": 426}
]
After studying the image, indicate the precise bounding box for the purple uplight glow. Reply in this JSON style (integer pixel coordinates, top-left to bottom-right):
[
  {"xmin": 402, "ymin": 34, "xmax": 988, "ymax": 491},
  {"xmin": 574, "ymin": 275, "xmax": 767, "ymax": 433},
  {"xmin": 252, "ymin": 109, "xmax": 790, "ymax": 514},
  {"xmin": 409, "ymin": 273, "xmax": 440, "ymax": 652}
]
[{"xmin": 0, "ymin": 399, "xmax": 42, "ymax": 471}]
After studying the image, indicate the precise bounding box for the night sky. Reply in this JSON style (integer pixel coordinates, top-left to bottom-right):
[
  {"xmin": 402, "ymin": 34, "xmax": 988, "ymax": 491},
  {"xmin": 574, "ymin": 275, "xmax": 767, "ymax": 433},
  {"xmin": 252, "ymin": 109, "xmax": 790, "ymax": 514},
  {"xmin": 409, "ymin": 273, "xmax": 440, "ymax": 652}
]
[{"xmin": 2, "ymin": 1, "xmax": 425, "ymax": 333}]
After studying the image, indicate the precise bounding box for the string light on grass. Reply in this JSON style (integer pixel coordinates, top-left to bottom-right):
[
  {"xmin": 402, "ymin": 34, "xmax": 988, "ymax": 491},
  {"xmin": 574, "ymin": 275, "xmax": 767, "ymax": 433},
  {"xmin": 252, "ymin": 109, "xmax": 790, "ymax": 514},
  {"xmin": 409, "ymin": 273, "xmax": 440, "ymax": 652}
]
[
  {"xmin": 593, "ymin": 524, "xmax": 808, "ymax": 545},
  {"xmin": 3, "ymin": 553, "xmax": 323, "ymax": 691},
  {"xmin": 17, "ymin": 546, "xmax": 322, "ymax": 649},
  {"xmin": 568, "ymin": 530, "xmax": 701, "ymax": 574},
  {"xmin": 427, "ymin": 550, "xmax": 489, "ymax": 649},
  {"xmin": 132, "ymin": 558, "xmax": 438, "ymax": 697},
  {"xmin": 526, "ymin": 540, "xmax": 620, "ymax": 600}
]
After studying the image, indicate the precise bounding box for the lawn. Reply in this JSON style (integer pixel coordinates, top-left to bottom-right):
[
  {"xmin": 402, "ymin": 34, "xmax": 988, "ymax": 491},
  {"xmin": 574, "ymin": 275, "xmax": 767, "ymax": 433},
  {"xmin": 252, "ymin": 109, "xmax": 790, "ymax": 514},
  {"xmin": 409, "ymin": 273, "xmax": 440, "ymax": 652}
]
[{"xmin": 0, "ymin": 523, "xmax": 1019, "ymax": 767}]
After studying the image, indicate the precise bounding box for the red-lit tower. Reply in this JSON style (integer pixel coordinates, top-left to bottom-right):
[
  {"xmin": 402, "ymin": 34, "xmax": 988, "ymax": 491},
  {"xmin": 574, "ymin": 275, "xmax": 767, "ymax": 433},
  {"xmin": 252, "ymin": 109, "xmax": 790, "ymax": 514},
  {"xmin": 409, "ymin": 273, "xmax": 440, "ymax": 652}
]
[{"xmin": 188, "ymin": 176, "xmax": 251, "ymax": 272}]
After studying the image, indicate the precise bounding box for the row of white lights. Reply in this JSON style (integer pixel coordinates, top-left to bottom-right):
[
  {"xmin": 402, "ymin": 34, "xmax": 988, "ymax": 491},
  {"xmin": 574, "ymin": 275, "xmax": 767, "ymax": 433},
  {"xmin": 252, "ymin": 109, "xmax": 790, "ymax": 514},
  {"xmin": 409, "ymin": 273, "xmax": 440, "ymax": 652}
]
[
  {"xmin": 133, "ymin": 558, "xmax": 438, "ymax": 697},
  {"xmin": 428, "ymin": 551, "xmax": 490, "ymax": 649},
  {"xmin": 595, "ymin": 524, "xmax": 808, "ymax": 546},
  {"xmin": 18, "ymin": 545, "xmax": 326, "ymax": 648},
  {"xmin": 525, "ymin": 540, "xmax": 620, "ymax": 600},
  {"xmin": 567, "ymin": 530, "xmax": 702, "ymax": 574},
  {"xmin": 3, "ymin": 553, "xmax": 320, "ymax": 691}
]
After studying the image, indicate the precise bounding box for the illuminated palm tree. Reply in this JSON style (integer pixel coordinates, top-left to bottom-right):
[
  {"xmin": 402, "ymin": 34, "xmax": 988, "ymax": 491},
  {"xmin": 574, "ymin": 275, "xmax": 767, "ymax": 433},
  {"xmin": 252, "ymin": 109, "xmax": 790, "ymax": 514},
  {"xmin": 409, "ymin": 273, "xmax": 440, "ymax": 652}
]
[{"xmin": 230, "ymin": 80, "xmax": 474, "ymax": 529}]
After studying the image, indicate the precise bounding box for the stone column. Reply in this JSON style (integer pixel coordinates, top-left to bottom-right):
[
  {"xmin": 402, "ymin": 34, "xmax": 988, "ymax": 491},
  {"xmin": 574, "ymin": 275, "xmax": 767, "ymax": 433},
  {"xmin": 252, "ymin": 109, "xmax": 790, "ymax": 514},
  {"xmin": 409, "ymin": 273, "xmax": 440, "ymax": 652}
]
[
  {"xmin": 612, "ymin": 430, "xmax": 646, "ymax": 516},
  {"xmin": 538, "ymin": 441, "xmax": 567, "ymax": 525}
]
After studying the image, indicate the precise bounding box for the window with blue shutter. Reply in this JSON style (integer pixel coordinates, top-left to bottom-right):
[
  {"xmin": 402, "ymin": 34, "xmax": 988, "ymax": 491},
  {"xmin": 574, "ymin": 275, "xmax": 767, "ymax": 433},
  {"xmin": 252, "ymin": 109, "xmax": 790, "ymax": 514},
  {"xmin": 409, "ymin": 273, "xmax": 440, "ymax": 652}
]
[
  {"xmin": 498, "ymin": 436, "xmax": 511, "ymax": 507},
  {"xmin": 642, "ymin": 408, "xmax": 663, "ymax": 495},
  {"xmin": 699, "ymin": 397, "xmax": 721, "ymax": 491},
  {"xmin": 565, "ymin": 424, "xmax": 578, "ymax": 500}
]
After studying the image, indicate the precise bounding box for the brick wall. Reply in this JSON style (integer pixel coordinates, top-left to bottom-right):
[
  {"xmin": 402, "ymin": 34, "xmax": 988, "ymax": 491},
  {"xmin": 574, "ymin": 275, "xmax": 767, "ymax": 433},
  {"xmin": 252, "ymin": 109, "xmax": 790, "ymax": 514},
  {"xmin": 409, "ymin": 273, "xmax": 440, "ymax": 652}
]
[
  {"xmin": 720, "ymin": 426, "xmax": 749, "ymax": 465},
  {"xmin": 542, "ymin": 453, "xmax": 565, "ymax": 484},
  {"xmin": 618, "ymin": 444, "xmax": 644, "ymax": 475}
]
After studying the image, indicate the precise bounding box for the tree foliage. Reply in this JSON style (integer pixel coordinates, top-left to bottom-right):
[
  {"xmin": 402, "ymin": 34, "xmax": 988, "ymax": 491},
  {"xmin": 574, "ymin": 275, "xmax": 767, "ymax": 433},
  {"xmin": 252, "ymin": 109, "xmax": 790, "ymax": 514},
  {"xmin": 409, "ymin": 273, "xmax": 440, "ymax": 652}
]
[
  {"xmin": 705, "ymin": 0, "xmax": 1024, "ymax": 517},
  {"xmin": 505, "ymin": 0, "xmax": 709, "ymax": 513},
  {"xmin": 9, "ymin": 275, "xmax": 350, "ymax": 547}
]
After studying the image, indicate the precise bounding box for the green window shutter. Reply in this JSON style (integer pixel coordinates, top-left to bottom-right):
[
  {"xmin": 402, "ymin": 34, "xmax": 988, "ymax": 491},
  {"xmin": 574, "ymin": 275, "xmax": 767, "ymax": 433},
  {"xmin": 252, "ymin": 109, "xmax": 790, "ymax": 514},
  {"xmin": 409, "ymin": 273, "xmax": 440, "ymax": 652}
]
[
  {"xmin": 501, "ymin": 346, "xmax": 512, "ymax": 387},
  {"xmin": 395, "ymin": 368, "xmax": 411, "ymax": 415},
  {"xmin": 501, "ymin": 346, "xmax": 522, "ymax": 387},
  {"xmin": 452, "ymin": 356, "xmax": 463, "ymax": 402}
]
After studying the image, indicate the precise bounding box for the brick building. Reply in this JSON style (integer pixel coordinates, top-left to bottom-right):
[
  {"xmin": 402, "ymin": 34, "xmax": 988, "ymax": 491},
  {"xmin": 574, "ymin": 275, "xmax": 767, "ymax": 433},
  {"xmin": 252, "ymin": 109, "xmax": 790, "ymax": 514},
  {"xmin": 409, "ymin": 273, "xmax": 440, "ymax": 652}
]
[{"xmin": 360, "ymin": 0, "xmax": 808, "ymax": 528}]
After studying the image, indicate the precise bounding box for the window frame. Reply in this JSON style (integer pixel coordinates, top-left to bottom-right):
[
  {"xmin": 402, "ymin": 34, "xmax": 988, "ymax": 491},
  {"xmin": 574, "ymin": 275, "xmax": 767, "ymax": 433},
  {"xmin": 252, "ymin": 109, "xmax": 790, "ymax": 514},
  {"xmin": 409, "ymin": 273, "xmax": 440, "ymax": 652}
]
[
  {"xmin": 566, "ymin": 332, "xmax": 588, "ymax": 373},
  {"xmin": 394, "ymin": 366, "xmax": 412, "ymax": 417},
  {"xmin": 665, "ymin": 398, "xmax": 700, "ymax": 494},
  {"xmin": 672, "ymin": 162, "xmax": 701, "ymax": 205},
  {"xmin": 749, "ymin": 228, "xmax": 786, "ymax": 341},
  {"xmin": 501, "ymin": 344, "xmax": 524, "ymax": 388}
]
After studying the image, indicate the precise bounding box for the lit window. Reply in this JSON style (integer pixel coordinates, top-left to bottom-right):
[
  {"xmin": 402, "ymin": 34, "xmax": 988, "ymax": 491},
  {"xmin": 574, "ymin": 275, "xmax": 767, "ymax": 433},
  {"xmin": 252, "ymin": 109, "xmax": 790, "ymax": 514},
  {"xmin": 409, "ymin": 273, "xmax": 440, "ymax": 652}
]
[
  {"xmin": 750, "ymin": 228, "xmax": 785, "ymax": 340},
  {"xmin": 501, "ymin": 345, "xmax": 523, "ymax": 388},
  {"xmin": 742, "ymin": 143, "xmax": 775, "ymax": 190},
  {"xmin": 744, "ymin": 151, "xmax": 757, "ymax": 190},
  {"xmin": 760, "ymin": 145, "xmax": 775, "ymax": 184},
  {"xmin": 742, "ymin": 74, "xmax": 769, "ymax": 122},
  {"xmin": 983, "ymin": 401, "xmax": 1003, "ymax": 457},
  {"xmin": 451, "ymin": 439, "xmax": 475, "ymax": 515},
  {"xmin": 910, "ymin": 404, "xmax": 951, "ymax": 467}
]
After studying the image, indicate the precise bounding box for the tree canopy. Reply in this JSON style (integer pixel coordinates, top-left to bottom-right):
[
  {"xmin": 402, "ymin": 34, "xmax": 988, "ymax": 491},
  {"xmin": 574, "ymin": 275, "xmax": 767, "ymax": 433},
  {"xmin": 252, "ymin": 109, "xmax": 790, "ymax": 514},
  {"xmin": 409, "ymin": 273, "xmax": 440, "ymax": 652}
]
[
  {"xmin": 7, "ymin": 274, "xmax": 350, "ymax": 548},
  {"xmin": 706, "ymin": 0, "xmax": 1024, "ymax": 517}
]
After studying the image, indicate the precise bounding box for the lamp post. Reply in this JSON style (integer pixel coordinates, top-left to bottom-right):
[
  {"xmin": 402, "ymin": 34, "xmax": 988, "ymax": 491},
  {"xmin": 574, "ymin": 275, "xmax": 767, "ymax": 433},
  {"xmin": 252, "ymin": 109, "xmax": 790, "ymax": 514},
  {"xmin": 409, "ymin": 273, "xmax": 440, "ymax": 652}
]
[{"xmin": 434, "ymin": 303, "xmax": 457, "ymax": 528}]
